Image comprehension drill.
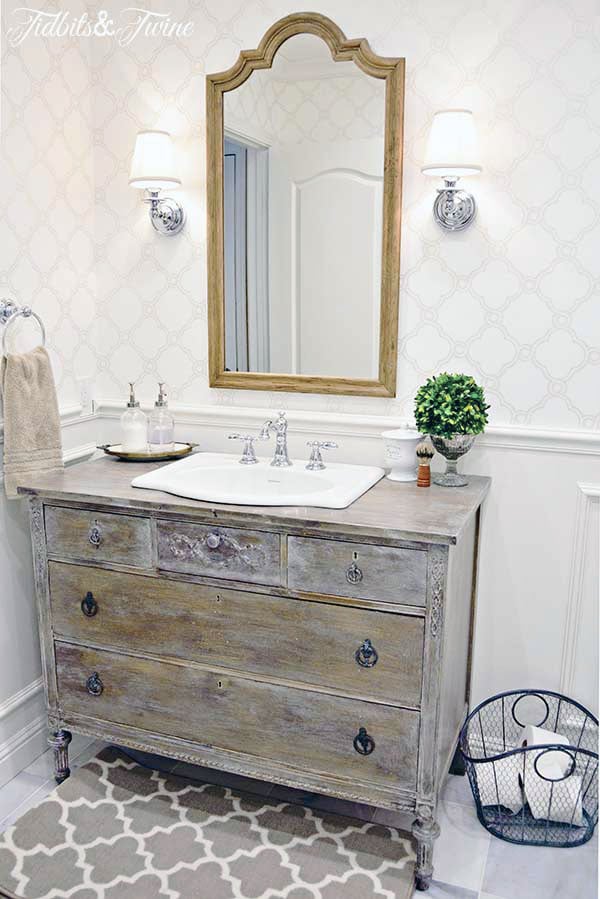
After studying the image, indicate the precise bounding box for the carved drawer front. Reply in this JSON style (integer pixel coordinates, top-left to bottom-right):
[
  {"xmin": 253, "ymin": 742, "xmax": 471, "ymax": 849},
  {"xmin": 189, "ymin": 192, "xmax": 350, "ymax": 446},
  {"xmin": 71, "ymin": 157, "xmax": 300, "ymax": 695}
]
[
  {"xmin": 288, "ymin": 536, "xmax": 427, "ymax": 606},
  {"xmin": 55, "ymin": 642, "xmax": 420, "ymax": 791},
  {"xmin": 48, "ymin": 563, "xmax": 424, "ymax": 707},
  {"xmin": 45, "ymin": 506, "xmax": 152, "ymax": 568},
  {"xmin": 157, "ymin": 520, "xmax": 281, "ymax": 585}
]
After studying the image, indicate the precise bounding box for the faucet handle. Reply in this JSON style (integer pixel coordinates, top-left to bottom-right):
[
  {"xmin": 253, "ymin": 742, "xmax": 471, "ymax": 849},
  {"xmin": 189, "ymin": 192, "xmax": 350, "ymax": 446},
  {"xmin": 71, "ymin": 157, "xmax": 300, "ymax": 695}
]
[
  {"xmin": 228, "ymin": 433, "xmax": 266, "ymax": 465},
  {"xmin": 306, "ymin": 440, "xmax": 338, "ymax": 471}
]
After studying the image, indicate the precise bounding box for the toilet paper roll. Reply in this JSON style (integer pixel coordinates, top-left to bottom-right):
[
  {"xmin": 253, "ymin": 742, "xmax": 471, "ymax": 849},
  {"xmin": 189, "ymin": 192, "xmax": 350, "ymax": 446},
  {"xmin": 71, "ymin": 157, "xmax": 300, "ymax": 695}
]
[
  {"xmin": 523, "ymin": 761, "xmax": 584, "ymax": 826},
  {"xmin": 477, "ymin": 757, "xmax": 524, "ymax": 813},
  {"xmin": 519, "ymin": 725, "xmax": 571, "ymax": 778}
]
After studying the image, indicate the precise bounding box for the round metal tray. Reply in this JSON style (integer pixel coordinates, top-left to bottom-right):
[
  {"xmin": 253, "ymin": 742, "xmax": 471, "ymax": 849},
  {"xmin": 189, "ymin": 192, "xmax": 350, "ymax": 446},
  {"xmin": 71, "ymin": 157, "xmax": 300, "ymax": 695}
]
[{"xmin": 97, "ymin": 442, "xmax": 197, "ymax": 462}]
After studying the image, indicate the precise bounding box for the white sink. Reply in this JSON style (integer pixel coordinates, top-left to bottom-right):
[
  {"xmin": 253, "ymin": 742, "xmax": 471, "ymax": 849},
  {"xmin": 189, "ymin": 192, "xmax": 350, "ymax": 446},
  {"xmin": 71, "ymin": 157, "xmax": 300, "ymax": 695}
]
[{"xmin": 131, "ymin": 452, "xmax": 384, "ymax": 509}]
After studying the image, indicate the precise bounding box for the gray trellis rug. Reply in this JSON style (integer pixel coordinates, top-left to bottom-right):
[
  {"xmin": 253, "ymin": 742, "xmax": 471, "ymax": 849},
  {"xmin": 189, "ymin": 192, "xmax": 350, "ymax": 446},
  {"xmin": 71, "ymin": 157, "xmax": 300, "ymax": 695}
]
[{"xmin": 0, "ymin": 747, "xmax": 415, "ymax": 899}]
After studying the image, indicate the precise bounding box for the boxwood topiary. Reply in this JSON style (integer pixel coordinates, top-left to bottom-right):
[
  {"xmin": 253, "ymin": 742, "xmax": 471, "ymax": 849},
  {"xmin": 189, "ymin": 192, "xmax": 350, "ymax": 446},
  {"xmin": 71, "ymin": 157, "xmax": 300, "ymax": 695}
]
[{"xmin": 414, "ymin": 373, "xmax": 489, "ymax": 438}]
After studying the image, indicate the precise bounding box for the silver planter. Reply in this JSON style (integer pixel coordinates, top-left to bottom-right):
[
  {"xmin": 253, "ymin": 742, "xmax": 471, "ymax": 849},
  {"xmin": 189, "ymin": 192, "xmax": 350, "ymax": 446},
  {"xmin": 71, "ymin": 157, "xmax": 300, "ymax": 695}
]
[{"xmin": 430, "ymin": 434, "xmax": 476, "ymax": 487}]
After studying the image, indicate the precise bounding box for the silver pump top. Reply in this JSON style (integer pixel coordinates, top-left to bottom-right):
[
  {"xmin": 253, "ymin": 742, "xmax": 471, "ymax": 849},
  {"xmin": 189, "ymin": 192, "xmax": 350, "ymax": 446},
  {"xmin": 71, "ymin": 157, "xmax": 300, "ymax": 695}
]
[
  {"xmin": 126, "ymin": 382, "xmax": 140, "ymax": 408},
  {"xmin": 155, "ymin": 382, "xmax": 168, "ymax": 407}
]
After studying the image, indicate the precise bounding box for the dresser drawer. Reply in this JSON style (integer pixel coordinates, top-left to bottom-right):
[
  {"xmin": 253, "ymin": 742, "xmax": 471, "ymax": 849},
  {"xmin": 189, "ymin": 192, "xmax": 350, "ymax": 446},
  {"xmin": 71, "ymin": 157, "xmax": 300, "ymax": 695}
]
[
  {"xmin": 56, "ymin": 642, "xmax": 419, "ymax": 791},
  {"xmin": 288, "ymin": 536, "xmax": 427, "ymax": 606},
  {"xmin": 157, "ymin": 520, "xmax": 281, "ymax": 585},
  {"xmin": 49, "ymin": 563, "xmax": 424, "ymax": 706},
  {"xmin": 45, "ymin": 507, "xmax": 152, "ymax": 568}
]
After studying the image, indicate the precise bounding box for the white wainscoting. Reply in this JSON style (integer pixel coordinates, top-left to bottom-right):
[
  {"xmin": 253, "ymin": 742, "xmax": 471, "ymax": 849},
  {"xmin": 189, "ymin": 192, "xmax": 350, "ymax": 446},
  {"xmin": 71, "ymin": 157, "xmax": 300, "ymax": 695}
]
[
  {"xmin": 560, "ymin": 483, "xmax": 600, "ymax": 716},
  {"xmin": 0, "ymin": 410, "xmax": 97, "ymax": 787}
]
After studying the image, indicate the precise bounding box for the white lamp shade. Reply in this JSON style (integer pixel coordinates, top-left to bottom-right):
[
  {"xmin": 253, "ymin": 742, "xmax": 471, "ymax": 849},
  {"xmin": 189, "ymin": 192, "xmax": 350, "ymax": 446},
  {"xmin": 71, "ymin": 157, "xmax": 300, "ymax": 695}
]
[
  {"xmin": 129, "ymin": 130, "xmax": 182, "ymax": 190},
  {"xmin": 421, "ymin": 109, "xmax": 481, "ymax": 178}
]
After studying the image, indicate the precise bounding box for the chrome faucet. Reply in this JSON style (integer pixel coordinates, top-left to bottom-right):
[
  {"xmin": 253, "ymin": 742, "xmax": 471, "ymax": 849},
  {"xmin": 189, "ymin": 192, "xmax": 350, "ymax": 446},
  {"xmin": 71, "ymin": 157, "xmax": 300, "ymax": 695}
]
[{"xmin": 260, "ymin": 411, "xmax": 292, "ymax": 467}]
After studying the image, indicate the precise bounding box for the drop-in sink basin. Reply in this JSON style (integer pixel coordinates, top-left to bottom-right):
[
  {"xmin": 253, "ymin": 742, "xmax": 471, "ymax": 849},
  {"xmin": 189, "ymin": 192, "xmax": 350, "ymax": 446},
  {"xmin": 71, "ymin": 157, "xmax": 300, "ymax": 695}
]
[{"xmin": 132, "ymin": 452, "xmax": 384, "ymax": 509}]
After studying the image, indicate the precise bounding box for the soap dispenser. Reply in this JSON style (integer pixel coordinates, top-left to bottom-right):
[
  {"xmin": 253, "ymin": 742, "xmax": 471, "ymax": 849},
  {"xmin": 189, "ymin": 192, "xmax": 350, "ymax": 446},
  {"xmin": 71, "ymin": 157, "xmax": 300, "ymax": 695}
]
[
  {"xmin": 148, "ymin": 382, "xmax": 174, "ymax": 451},
  {"xmin": 120, "ymin": 382, "xmax": 148, "ymax": 452}
]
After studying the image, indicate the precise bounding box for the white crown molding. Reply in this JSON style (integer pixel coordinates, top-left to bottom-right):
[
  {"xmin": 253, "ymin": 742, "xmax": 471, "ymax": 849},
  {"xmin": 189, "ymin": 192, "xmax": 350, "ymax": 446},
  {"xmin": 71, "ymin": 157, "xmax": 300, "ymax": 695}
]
[
  {"xmin": 560, "ymin": 482, "xmax": 600, "ymax": 700},
  {"xmin": 96, "ymin": 401, "xmax": 600, "ymax": 456}
]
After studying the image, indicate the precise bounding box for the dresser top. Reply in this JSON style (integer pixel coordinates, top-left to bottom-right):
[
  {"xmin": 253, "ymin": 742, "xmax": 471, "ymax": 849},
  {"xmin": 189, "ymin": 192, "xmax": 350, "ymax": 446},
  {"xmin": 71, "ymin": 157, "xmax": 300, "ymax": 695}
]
[{"xmin": 18, "ymin": 456, "xmax": 490, "ymax": 545}]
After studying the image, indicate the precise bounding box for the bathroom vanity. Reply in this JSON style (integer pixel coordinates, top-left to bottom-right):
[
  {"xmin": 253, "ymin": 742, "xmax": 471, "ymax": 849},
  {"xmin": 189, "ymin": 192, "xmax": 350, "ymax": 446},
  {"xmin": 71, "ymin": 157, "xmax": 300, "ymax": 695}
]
[{"xmin": 20, "ymin": 458, "xmax": 489, "ymax": 890}]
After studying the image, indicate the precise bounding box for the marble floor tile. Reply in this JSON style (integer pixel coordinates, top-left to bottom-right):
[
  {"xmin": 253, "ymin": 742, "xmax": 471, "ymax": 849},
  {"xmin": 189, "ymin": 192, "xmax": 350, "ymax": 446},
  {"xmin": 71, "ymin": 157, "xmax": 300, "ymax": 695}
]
[
  {"xmin": 482, "ymin": 831, "xmax": 598, "ymax": 899},
  {"xmin": 0, "ymin": 772, "xmax": 51, "ymax": 831},
  {"xmin": 479, "ymin": 893, "xmax": 505, "ymax": 899},
  {"xmin": 432, "ymin": 801, "xmax": 490, "ymax": 892},
  {"xmin": 442, "ymin": 773, "xmax": 473, "ymax": 806},
  {"xmin": 426, "ymin": 881, "xmax": 478, "ymax": 898}
]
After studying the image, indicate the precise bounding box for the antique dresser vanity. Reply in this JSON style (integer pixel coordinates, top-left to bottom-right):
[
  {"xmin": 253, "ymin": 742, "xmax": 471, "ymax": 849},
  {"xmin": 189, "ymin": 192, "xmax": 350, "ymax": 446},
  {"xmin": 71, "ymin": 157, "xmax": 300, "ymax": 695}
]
[{"xmin": 20, "ymin": 460, "xmax": 488, "ymax": 890}]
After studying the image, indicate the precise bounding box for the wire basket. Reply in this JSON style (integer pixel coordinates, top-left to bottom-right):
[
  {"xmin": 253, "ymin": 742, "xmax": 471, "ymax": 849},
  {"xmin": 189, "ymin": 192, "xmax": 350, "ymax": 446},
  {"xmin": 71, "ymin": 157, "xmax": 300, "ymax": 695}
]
[{"xmin": 460, "ymin": 690, "xmax": 598, "ymax": 847}]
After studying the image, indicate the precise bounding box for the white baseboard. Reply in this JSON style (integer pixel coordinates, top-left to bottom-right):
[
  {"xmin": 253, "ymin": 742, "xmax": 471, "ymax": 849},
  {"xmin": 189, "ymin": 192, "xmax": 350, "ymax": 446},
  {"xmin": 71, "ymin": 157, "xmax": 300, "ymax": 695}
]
[{"xmin": 0, "ymin": 678, "xmax": 46, "ymax": 789}]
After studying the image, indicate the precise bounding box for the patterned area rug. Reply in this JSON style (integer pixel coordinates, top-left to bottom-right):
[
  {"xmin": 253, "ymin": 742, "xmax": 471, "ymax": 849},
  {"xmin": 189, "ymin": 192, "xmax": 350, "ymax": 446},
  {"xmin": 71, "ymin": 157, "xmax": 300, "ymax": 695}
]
[{"xmin": 0, "ymin": 747, "xmax": 415, "ymax": 898}]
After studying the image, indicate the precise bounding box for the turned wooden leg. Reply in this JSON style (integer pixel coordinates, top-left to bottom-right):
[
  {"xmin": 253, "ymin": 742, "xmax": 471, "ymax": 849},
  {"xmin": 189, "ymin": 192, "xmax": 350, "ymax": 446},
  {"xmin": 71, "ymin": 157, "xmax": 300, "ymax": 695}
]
[
  {"xmin": 412, "ymin": 807, "xmax": 441, "ymax": 891},
  {"xmin": 49, "ymin": 729, "xmax": 72, "ymax": 784}
]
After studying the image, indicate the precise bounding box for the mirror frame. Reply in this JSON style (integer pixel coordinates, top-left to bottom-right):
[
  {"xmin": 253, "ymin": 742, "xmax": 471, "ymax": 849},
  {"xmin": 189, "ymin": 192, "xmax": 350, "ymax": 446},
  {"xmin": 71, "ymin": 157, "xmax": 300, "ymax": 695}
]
[{"xmin": 206, "ymin": 12, "xmax": 405, "ymax": 397}]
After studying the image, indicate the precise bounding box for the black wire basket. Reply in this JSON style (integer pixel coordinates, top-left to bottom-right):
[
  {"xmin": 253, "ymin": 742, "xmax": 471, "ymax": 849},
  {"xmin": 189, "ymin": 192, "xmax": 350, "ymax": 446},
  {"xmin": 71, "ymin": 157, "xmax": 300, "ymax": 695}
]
[{"xmin": 460, "ymin": 690, "xmax": 598, "ymax": 847}]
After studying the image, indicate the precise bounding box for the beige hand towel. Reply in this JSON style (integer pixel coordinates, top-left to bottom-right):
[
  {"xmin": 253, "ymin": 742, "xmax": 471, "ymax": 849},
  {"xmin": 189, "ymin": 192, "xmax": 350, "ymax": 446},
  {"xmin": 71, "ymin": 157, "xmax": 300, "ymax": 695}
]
[{"xmin": 1, "ymin": 346, "xmax": 63, "ymax": 498}]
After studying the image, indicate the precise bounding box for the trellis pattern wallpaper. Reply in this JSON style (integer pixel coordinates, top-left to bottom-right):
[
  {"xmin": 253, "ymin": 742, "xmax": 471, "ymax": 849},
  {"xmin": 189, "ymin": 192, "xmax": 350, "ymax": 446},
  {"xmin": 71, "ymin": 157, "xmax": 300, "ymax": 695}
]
[{"xmin": 1, "ymin": 0, "xmax": 599, "ymax": 429}]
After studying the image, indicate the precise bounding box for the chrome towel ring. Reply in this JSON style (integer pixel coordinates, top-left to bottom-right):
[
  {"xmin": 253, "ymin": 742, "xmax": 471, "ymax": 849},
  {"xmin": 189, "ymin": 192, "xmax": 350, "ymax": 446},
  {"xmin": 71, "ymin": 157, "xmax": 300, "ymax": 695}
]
[{"xmin": 0, "ymin": 299, "xmax": 46, "ymax": 355}]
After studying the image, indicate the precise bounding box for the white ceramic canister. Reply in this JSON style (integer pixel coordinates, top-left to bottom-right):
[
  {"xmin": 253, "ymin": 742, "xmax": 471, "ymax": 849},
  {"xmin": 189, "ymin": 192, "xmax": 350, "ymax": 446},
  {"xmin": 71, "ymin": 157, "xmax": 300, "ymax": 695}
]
[{"xmin": 382, "ymin": 429, "xmax": 422, "ymax": 481}]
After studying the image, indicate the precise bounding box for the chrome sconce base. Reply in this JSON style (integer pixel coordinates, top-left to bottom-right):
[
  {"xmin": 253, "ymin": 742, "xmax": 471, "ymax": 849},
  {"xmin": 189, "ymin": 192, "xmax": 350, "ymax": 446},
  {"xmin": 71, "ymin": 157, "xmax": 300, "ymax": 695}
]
[
  {"xmin": 144, "ymin": 189, "xmax": 186, "ymax": 235},
  {"xmin": 433, "ymin": 179, "xmax": 476, "ymax": 232}
]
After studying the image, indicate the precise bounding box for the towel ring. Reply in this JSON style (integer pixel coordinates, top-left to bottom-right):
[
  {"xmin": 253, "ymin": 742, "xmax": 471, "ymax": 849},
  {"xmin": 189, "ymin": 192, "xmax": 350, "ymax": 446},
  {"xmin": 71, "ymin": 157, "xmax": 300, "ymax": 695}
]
[{"xmin": 0, "ymin": 299, "xmax": 46, "ymax": 355}]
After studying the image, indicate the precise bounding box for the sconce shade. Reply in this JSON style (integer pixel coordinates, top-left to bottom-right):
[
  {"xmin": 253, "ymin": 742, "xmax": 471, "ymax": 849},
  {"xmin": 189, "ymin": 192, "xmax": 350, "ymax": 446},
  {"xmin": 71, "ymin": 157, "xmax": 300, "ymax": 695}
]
[
  {"xmin": 129, "ymin": 130, "xmax": 182, "ymax": 190},
  {"xmin": 421, "ymin": 109, "xmax": 481, "ymax": 178}
]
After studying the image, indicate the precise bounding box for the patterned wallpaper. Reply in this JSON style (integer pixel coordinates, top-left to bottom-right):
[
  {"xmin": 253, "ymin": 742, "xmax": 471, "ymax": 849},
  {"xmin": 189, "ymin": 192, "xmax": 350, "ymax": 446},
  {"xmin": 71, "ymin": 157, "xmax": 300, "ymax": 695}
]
[
  {"xmin": 225, "ymin": 63, "xmax": 386, "ymax": 146},
  {"xmin": 2, "ymin": 0, "xmax": 599, "ymax": 429},
  {"xmin": 0, "ymin": 0, "xmax": 97, "ymax": 410}
]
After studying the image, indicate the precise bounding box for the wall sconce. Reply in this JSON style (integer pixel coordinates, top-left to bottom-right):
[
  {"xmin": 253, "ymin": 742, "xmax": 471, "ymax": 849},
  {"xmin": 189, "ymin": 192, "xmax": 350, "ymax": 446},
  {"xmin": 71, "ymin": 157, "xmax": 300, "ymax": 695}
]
[
  {"xmin": 421, "ymin": 109, "xmax": 481, "ymax": 232},
  {"xmin": 129, "ymin": 130, "xmax": 185, "ymax": 235}
]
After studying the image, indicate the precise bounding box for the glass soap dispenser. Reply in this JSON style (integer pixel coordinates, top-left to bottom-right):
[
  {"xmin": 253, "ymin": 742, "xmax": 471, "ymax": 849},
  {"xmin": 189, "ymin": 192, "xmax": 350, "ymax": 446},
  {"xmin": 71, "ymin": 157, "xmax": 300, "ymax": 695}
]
[
  {"xmin": 148, "ymin": 382, "xmax": 174, "ymax": 452},
  {"xmin": 120, "ymin": 382, "xmax": 148, "ymax": 452}
]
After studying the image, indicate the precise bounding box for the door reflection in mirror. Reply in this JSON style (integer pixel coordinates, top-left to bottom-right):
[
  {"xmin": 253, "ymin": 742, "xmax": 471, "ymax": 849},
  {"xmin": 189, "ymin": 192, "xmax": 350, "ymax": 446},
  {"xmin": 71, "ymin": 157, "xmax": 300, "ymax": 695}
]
[{"xmin": 222, "ymin": 33, "xmax": 385, "ymax": 379}]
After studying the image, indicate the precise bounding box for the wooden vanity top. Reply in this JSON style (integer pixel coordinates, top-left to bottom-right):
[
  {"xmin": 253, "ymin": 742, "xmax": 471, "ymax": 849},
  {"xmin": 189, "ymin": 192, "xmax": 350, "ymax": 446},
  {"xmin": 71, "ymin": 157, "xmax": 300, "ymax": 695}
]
[{"xmin": 18, "ymin": 456, "xmax": 489, "ymax": 544}]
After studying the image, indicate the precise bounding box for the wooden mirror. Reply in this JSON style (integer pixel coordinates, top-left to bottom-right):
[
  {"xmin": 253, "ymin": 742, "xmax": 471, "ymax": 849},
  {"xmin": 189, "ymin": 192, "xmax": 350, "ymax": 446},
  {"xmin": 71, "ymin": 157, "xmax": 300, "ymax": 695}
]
[{"xmin": 206, "ymin": 13, "xmax": 405, "ymax": 397}]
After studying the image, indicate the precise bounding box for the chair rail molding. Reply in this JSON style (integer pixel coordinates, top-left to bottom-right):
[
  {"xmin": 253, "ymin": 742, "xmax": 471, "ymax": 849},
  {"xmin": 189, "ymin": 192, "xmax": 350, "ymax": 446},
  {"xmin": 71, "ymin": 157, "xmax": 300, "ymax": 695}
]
[
  {"xmin": 560, "ymin": 482, "xmax": 600, "ymax": 710},
  {"xmin": 96, "ymin": 401, "xmax": 600, "ymax": 457}
]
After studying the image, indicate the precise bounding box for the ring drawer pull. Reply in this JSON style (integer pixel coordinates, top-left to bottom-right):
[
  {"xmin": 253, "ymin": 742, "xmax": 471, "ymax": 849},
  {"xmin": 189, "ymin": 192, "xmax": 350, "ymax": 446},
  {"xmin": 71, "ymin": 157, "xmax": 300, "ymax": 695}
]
[
  {"xmin": 81, "ymin": 591, "xmax": 98, "ymax": 618},
  {"xmin": 86, "ymin": 672, "xmax": 103, "ymax": 696},
  {"xmin": 88, "ymin": 522, "xmax": 102, "ymax": 547},
  {"xmin": 206, "ymin": 532, "xmax": 222, "ymax": 550},
  {"xmin": 355, "ymin": 639, "xmax": 378, "ymax": 668},
  {"xmin": 346, "ymin": 562, "xmax": 363, "ymax": 584},
  {"xmin": 353, "ymin": 727, "xmax": 375, "ymax": 756}
]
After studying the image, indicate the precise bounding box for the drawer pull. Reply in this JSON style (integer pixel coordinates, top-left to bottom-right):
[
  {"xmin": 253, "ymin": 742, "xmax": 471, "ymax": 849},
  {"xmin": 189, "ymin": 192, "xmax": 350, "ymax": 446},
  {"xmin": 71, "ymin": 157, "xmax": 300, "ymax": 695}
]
[
  {"xmin": 88, "ymin": 522, "xmax": 102, "ymax": 547},
  {"xmin": 346, "ymin": 562, "xmax": 363, "ymax": 584},
  {"xmin": 86, "ymin": 672, "xmax": 103, "ymax": 696},
  {"xmin": 81, "ymin": 591, "xmax": 98, "ymax": 618},
  {"xmin": 353, "ymin": 726, "xmax": 375, "ymax": 756},
  {"xmin": 355, "ymin": 639, "xmax": 378, "ymax": 668},
  {"xmin": 206, "ymin": 532, "xmax": 222, "ymax": 550}
]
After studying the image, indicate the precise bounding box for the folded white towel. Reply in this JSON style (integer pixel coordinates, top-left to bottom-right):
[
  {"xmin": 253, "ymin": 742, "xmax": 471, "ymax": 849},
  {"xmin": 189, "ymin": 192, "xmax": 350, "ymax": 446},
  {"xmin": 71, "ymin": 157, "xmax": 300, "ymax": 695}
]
[{"xmin": 1, "ymin": 346, "xmax": 63, "ymax": 498}]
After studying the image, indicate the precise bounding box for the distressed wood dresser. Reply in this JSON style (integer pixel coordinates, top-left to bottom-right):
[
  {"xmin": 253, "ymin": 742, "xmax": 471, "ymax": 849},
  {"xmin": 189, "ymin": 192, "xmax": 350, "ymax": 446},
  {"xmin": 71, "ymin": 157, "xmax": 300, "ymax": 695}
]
[{"xmin": 20, "ymin": 458, "xmax": 489, "ymax": 891}]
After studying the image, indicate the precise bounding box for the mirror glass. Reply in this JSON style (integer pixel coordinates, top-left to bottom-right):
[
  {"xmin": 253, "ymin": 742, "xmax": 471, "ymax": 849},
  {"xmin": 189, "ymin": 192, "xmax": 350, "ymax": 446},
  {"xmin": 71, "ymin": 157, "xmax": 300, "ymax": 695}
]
[{"xmin": 222, "ymin": 34, "xmax": 386, "ymax": 379}]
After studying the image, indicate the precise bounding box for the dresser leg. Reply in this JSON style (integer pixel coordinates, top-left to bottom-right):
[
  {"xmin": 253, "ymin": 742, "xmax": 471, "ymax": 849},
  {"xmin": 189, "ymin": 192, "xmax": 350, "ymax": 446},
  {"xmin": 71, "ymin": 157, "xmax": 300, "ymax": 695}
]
[
  {"xmin": 49, "ymin": 729, "xmax": 72, "ymax": 784},
  {"xmin": 412, "ymin": 808, "xmax": 440, "ymax": 891}
]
